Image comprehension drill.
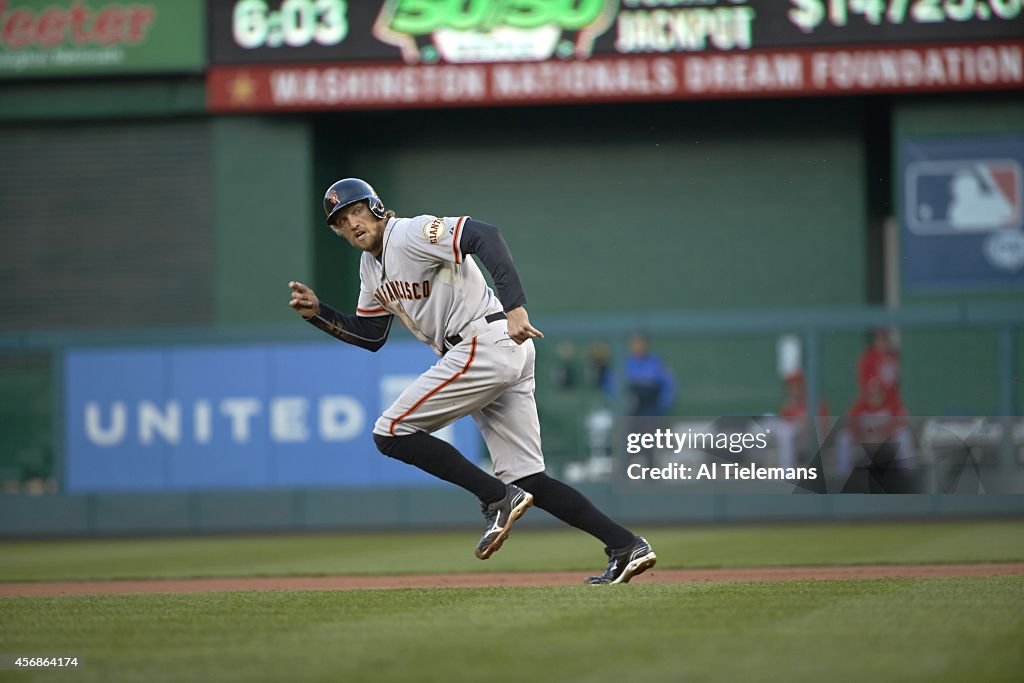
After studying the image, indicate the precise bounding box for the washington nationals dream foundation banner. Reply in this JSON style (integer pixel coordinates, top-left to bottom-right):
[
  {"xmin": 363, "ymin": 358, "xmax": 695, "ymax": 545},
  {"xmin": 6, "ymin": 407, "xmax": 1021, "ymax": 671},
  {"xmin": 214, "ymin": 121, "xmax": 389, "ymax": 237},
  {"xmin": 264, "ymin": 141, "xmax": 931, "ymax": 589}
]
[
  {"xmin": 63, "ymin": 341, "xmax": 481, "ymax": 493},
  {"xmin": 206, "ymin": 0, "xmax": 1024, "ymax": 111}
]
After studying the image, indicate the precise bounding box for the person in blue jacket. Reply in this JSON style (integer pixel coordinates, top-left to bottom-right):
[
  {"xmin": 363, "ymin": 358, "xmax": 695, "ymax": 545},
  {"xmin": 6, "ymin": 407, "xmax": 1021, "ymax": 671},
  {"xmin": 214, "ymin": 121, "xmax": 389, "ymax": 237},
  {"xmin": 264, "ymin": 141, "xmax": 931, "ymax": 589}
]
[{"xmin": 625, "ymin": 333, "xmax": 676, "ymax": 418}]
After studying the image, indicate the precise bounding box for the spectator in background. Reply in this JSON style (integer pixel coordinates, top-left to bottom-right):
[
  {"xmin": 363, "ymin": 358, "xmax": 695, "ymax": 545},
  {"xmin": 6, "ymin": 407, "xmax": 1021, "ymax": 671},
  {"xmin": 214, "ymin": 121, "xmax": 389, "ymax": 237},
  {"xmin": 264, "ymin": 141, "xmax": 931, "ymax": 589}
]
[
  {"xmin": 776, "ymin": 371, "xmax": 828, "ymax": 470},
  {"xmin": 840, "ymin": 328, "xmax": 916, "ymax": 491},
  {"xmin": 551, "ymin": 340, "xmax": 579, "ymax": 391},
  {"xmin": 836, "ymin": 378, "xmax": 917, "ymax": 490},
  {"xmin": 586, "ymin": 342, "xmax": 614, "ymax": 400},
  {"xmin": 858, "ymin": 327, "xmax": 900, "ymax": 399},
  {"xmin": 626, "ymin": 333, "xmax": 675, "ymax": 417},
  {"xmin": 625, "ymin": 334, "xmax": 675, "ymax": 467},
  {"xmin": 580, "ymin": 342, "xmax": 615, "ymax": 470}
]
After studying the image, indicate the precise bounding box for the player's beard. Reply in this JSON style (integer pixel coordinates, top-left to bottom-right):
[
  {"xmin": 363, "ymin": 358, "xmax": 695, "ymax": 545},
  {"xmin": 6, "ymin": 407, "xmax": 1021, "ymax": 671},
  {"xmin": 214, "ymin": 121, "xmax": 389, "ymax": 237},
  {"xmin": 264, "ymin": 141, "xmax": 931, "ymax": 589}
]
[{"xmin": 348, "ymin": 221, "xmax": 384, "ymax": 255}]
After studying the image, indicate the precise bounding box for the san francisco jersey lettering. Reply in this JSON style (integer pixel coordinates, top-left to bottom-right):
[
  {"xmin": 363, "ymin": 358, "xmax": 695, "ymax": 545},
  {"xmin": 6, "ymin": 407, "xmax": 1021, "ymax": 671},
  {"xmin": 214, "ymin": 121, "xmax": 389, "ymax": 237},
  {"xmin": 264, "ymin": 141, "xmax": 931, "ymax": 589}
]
[{"xmin": 357, "ymin": 215, "xmax": 502, "ymax": 355}]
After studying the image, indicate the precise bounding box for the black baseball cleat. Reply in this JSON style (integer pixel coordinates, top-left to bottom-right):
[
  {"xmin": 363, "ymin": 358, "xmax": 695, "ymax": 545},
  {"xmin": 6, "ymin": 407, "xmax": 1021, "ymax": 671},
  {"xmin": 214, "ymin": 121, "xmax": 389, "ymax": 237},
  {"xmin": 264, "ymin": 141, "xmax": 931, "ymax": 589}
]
[
  {"xmin": 474, "ymin": 484, "xmax": 534, "ymax": 560},
  {"xmin": 586, "ymin": 536, "xmax": 657, "ymax": 585}
]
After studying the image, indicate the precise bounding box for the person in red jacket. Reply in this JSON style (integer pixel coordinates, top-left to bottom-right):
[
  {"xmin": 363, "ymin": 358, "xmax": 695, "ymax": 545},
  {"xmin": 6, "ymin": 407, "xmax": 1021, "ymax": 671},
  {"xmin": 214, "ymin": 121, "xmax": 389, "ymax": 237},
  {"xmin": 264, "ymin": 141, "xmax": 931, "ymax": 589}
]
[
  {"xmin": 858, "ymin": 328, "xmax": 900, "ymax": 399},
  {"xmin": 776, "ymin": 371, "xmax": 829, "ymax": 470},
  {"xmin": 836, "ymin": 378, "xmax": 917, "ymax": 484}
]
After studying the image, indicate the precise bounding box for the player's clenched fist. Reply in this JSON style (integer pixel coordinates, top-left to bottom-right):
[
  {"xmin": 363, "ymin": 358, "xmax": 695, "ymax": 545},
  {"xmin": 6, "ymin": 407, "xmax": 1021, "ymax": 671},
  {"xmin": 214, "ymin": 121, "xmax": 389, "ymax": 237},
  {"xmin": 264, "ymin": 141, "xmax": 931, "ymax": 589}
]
[
  {"xmin": 505, "ymin": 306, "xmax": 543, "ymax": 345},
  {"xmin": 288, "ymin": 280, "xmax": 320, "ymax": 319}
]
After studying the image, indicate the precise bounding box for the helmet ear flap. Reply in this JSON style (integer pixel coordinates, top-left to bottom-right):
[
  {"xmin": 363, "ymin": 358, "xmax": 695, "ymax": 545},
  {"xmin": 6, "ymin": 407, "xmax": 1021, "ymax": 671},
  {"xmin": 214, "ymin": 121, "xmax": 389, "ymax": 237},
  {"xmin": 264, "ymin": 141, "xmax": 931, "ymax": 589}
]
[{"xmin": 368, "ymin": 197, "xmax": 386, "ymax": 219}]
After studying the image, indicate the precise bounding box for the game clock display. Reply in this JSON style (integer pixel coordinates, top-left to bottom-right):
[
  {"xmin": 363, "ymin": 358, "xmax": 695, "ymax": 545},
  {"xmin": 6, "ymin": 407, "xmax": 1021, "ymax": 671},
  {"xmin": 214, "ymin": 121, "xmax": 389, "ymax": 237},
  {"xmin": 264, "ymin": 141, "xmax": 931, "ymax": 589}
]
[{"xmin": 231, "ymin": 0, "xmax": 348, "ymax": 49}]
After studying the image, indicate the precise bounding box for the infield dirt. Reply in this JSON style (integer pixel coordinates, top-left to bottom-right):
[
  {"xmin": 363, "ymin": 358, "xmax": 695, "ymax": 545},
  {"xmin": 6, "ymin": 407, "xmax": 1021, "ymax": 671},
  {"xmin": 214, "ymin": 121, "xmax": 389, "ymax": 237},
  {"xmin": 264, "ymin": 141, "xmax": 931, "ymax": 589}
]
[{"xmin": 2, "ymin": 562, "xmax": 1022, "ymax": 596}]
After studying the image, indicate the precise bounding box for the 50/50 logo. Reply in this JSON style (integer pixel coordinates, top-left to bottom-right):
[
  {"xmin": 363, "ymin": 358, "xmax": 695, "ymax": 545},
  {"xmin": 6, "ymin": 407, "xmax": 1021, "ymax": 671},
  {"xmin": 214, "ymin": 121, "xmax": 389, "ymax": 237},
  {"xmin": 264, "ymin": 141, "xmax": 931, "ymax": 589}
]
[
  {"xmin": 233, "ymin": 0, "xmax": 347, "ymax": 49},
  {"xmin": 385, "ymin": 0, "xmax": 608, "ymax": 33},
  {"xmin": 375, "ymin": 0, "xmax": 617, "ymax": 63}
]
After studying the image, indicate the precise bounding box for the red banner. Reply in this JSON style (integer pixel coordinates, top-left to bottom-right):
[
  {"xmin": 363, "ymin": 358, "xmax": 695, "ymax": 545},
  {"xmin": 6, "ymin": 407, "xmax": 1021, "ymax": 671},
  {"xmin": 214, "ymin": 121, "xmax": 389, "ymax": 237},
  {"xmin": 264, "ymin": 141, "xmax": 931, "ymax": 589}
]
[{"xmin": 208, "ymin": 40, "xmax": 1024, "ymax": 113}]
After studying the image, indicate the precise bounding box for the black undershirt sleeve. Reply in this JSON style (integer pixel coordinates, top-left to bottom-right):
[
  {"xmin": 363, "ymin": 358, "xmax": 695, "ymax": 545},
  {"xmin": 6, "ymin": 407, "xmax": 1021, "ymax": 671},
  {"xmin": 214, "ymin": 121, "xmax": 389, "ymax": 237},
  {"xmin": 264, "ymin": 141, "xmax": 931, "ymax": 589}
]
[
  {"xmin": 306, "ymin": 303, "xmax": 392, "ymax": 352},
  {"xmin": 458, "ymin": 218, "xmax": 527, "ymax": 311}
]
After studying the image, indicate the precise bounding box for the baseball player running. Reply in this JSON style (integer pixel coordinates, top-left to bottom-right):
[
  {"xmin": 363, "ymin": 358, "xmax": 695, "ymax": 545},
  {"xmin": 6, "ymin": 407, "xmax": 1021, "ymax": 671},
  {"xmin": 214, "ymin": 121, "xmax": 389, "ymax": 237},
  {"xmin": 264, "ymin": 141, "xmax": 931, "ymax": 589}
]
[{"xmin": 288, "ymin": 178, "xmax": 656, "ymax": 584}]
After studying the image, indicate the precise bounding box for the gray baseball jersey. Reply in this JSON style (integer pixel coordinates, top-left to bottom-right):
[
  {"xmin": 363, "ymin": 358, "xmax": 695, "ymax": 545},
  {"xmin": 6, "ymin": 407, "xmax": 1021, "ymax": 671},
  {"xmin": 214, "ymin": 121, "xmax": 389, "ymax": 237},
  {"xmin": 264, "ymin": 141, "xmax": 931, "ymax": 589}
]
[
  {"xmin": 358, "ymin": 214, "xmax": 545, "ymax": 483},
  {"xmin": 355, "ymin": 215, "xmax": 502, "ymax": 356}
]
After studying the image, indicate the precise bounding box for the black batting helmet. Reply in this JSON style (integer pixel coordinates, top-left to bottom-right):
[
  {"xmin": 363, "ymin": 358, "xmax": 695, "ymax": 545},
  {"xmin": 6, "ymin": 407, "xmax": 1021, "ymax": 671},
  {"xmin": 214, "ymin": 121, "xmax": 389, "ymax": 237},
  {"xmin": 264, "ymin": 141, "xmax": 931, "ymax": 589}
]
[{"xmin": 323, "ymin": 178, "xmax": 386, "ymax": 225}]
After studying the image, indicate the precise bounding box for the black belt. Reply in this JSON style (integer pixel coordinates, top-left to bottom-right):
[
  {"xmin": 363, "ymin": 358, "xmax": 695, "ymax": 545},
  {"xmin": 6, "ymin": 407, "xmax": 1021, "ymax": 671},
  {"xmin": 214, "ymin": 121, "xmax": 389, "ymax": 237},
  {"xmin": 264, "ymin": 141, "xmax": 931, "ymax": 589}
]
[{"xmin": 445, "ymin": 311, "xmax": 507, "ymax": 348}]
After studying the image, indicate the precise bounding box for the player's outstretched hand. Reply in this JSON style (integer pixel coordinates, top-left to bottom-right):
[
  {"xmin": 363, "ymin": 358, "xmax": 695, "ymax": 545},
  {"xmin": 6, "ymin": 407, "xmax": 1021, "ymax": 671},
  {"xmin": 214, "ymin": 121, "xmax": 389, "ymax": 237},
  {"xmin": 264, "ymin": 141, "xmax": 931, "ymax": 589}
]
[
  {"xmin": 288, "ymin": 280, "xmax": 320, "ymax": 319},
  {"xmin": 505, "ymin": 306, "xmax": 543, "ymax": 345}
]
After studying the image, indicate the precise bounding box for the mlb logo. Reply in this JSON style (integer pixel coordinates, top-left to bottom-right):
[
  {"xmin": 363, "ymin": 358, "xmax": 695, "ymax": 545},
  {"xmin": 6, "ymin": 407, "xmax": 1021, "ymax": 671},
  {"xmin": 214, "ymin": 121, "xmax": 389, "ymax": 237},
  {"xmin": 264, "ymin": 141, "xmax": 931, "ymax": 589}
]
[{"xmin": 906, "ymin": 160, "xmax": 1022, "ymax": 235}]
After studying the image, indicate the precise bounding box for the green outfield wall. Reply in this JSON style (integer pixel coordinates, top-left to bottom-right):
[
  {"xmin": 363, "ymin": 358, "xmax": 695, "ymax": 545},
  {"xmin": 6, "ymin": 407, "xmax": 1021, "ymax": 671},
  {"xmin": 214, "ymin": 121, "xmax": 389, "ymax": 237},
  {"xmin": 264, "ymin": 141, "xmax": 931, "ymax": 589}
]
[
  {"xmin": 1, "ymin": 486, "xmax": 1023, "ymax": 538},
  {"xmin": 212, "ymin": 116, "xmax": 315, "ymax": 324},
  {"xmin": 892, "ymin": 94, "xmax": 1024, "ymax": 419},
  {"xmin": 0, "ymin": 78, "xmax": 206, "ymax": 122},
  {"xmin": 308, "ymin": 99, "xmax": 870, "ymax": 420},
  {"xmin": 0, "ymin": 78, "xmax": 1021, "ymax": 505},
  {"xmin": 318, "ymin": 99, "xmax": 868, "ymax": 315}
]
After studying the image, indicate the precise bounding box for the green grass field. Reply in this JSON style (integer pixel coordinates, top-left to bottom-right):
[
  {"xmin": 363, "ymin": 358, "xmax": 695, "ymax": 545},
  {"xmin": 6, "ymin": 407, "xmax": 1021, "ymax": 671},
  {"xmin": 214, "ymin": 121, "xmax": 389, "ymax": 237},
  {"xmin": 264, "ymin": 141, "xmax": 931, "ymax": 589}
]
[
  {"xmin": 1, "ymin": 520, "xmax": 1022, "ymax": 682},
  {"xmin": 1, "ymin": 519, "xmax": 1023, "ymax": 582}
]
